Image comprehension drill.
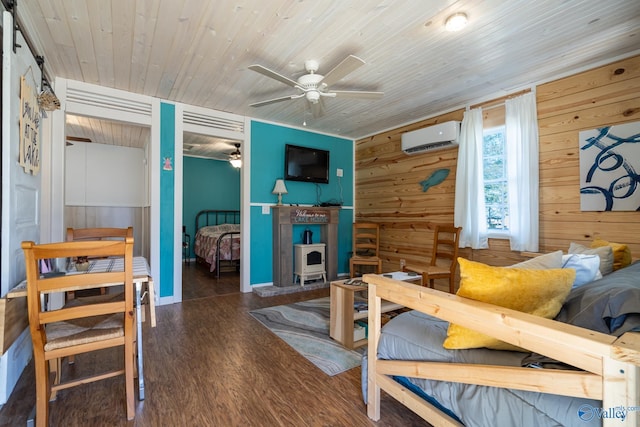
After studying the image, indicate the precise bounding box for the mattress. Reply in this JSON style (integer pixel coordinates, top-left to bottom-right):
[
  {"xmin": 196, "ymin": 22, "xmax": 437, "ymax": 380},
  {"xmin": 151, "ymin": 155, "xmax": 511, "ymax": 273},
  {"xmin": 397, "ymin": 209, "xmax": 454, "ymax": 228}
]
[{"xmin": 362, "ymin": 310, "xmax": 603, "ymax": 427}]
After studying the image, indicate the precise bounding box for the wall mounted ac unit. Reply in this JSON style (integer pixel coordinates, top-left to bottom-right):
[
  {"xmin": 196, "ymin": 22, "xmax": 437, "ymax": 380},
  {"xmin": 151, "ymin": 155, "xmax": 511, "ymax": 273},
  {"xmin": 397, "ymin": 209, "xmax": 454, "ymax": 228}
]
[{"xmin": 401, "ymin": 121, "xmax": 461, "ymax": 155}]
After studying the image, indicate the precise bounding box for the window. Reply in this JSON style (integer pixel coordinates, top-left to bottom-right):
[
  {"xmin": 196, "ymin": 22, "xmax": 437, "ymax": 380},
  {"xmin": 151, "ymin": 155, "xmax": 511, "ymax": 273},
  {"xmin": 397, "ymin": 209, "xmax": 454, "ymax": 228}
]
[
  {"xmin": 455, "ymin": 92, "xmax": 538, "ymax": 251},
  {"xmin": 483, "ymin": 126, "xmax": 509, "ymax": 232}
]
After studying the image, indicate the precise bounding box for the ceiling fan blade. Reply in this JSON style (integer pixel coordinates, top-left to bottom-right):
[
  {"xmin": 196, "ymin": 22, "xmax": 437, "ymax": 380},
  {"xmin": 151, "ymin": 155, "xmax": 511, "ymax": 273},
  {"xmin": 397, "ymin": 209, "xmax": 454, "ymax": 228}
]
[
  {"xmin": 320, "ymin": 55, "xmax": 365, "ymax": 87},
  {"xmin": 66, "ymin": 136, "xmax": 92, "ymax": 143},
  {"xmin": 248, "ymin": 64, "xmax": 298, "ymax": 87},
  {"xmin": 330, "ymin": 90, "xmax": 384, "ymax": 100},
  {"xmin": 250, "ymin": 95, "xmax": 298, "ymax": 107}
]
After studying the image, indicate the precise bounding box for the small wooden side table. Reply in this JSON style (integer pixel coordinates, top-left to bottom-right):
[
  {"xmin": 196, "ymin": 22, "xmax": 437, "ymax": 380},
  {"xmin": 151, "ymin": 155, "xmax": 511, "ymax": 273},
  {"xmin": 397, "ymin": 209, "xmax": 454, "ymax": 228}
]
[{"xmin": 329, "ymin": 272, "xmax": 420, "ymax": 349}]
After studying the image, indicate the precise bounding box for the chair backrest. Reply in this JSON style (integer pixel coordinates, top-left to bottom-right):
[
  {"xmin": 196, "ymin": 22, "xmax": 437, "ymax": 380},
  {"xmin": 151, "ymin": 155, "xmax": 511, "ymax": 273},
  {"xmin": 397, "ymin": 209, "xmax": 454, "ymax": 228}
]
[
  {"xmin": 66, "ymin": 227, "xmax": 133, "ymax": 242},
  {"xmin": 67, "ymin": 227, "xmax": 133, "ymax": 261},
  {"xmin": 430, "ymin": 224, "xmax": 462, "ymax": 272},
  {"xmin": 22, "ymin": 237, "xmax": 135, "ymax": 357},
  {"xmin": 352, "ymin": 223, "xmax": 380, "ymax": 258}
]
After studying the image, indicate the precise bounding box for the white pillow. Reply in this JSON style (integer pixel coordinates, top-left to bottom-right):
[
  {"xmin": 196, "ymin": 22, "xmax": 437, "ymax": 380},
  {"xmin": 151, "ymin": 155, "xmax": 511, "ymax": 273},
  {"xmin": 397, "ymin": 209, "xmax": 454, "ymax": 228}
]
[
  {"xmin": 568, "ymin": 242, "xmax": 614, "ymax": 276},
  {"xmin": 561, "ymin": 254, "xmax": 600, "ymax": 288}
]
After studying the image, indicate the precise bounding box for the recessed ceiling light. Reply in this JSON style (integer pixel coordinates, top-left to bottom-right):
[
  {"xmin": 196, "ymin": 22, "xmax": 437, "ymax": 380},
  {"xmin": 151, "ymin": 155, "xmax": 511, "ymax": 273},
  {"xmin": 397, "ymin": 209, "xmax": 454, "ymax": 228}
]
[{"xmin": 444, "ymin": 13, "xmax": 468, "ymax": 32}]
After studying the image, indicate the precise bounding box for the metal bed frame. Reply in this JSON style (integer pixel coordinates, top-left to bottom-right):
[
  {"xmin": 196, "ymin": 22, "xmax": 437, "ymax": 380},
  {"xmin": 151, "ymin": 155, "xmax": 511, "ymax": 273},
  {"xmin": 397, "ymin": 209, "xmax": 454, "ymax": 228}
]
[{"xmin": 194, "ymin": 210, "xmax": 240, "ymax": 278}]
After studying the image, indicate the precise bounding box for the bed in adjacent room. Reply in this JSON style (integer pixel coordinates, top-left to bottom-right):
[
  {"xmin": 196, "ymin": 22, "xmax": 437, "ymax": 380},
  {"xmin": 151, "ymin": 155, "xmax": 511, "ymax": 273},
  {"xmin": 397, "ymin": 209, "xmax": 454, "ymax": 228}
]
[
  {"xmin": 193, "ymin": 210, "xmax": 240, "ymax": 277},
  {"xmin": 362, "ymin": 251, "xmax": 640, "ymax": 427}
]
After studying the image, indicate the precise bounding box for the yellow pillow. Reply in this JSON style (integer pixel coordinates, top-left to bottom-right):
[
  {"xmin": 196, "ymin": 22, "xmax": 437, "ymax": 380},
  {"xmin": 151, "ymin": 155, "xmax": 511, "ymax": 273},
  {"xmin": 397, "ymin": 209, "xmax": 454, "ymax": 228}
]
[
  {"xmin": 443, "ymin": 258, "xmax": 575, "ymax": 350},
  {"xmin": 591, "ymin": 239, "xmax": 632, "ymax": 271}
]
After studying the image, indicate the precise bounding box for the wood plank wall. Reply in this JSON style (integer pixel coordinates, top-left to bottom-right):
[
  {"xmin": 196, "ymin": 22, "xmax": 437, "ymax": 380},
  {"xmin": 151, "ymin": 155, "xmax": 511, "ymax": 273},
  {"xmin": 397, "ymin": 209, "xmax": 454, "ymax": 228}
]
[{"xmin": 355, "ymin": 55, "xmax": 640, "ymax": 291}]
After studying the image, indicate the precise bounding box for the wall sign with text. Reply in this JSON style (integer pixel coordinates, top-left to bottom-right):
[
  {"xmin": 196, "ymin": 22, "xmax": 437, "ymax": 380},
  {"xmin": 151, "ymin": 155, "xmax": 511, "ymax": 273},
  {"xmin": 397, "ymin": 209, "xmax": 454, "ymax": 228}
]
[
  {"xmin": 19, "ymin": 75, "xmax": 41, "ymax": 175},
  {"xmin": 290, "ymin": 209, "xmax": 329, "ymax": 223}
]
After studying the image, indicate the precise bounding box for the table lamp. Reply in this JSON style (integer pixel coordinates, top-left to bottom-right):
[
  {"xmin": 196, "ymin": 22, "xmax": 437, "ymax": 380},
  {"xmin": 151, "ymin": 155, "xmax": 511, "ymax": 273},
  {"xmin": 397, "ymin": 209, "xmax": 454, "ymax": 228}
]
[{"xmin": 272, "ymin": 179, "xmax": 288, "ymax": 205}]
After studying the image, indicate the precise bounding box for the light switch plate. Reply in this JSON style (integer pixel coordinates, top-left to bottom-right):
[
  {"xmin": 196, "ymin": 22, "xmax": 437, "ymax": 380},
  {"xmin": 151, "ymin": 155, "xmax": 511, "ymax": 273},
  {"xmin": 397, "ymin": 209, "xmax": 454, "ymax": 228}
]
[{"xmin": 262, "ymin": 205, "xmax": 270, "ymax": 214}]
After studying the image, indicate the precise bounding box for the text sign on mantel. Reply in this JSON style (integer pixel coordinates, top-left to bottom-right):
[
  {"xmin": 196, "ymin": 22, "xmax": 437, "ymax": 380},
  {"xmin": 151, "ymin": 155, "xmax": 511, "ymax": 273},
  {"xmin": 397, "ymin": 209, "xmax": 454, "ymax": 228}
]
[{"xmin": 290, "ymin": 209, "xmax": 329, "ymax": 223}]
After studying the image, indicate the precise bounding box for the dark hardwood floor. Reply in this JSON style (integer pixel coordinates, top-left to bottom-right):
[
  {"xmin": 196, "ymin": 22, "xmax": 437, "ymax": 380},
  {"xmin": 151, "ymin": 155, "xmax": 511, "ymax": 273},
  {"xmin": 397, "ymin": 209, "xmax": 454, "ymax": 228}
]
[
  {"xmin": 182, "ymin": 259, "xmax": 241, "ymax": 300},
  {"xmin": 0, "ymin": 262, "xmax": 431, "ymax": 426}
]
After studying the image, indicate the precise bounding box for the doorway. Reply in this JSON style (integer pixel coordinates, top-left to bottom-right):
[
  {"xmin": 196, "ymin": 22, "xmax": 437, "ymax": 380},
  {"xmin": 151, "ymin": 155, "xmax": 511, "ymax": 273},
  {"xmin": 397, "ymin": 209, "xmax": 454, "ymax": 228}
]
[
  {"xmin": 64, "ymin": 114, "xmax": 151, "ymax": 258},
  {"xmin": 182, "ymin": 131, "xmax": 241, "ymax": 300}
]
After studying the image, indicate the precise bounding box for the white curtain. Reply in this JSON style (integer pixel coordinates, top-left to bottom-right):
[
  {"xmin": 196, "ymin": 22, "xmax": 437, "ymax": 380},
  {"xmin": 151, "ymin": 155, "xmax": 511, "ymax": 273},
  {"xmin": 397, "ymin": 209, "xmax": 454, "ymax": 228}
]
[
  {"xmin": 454, "ymin": 108, "xmax": 488, "ymax": 249},
  {"xmin": 505, "ymin": 92, "xmax": 539, "ymax": 251}
]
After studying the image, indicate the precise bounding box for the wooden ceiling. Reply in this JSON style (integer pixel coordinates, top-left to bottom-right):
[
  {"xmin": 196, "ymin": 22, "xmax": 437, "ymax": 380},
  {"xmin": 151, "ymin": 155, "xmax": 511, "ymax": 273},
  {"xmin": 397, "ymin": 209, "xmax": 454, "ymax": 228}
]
[
  {"xmin": 65, "ymin": 114, "xmax": 240, "ymax": 161},
  {"xmin": 16, "ymin": 0, "xmax": 640, "ymax": 159}
]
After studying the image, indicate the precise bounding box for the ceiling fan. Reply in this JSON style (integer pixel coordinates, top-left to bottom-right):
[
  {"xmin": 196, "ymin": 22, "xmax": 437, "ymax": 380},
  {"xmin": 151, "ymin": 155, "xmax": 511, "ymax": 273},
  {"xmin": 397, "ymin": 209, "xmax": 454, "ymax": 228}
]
[
  {"xmin": 65, "ymin": 136, "xmax": 92, "ymax": 146},
  {"xmin": 248, "ymin": 55, "xmax": 383, "ymax": 118}
]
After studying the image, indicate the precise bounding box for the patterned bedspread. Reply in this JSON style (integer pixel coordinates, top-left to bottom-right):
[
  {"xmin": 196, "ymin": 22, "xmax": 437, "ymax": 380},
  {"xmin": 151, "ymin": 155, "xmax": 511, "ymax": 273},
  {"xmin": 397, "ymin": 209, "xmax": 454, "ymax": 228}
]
[{"xmin": 194, "ymin": 224, "xmax": 240, "ymax": 272}]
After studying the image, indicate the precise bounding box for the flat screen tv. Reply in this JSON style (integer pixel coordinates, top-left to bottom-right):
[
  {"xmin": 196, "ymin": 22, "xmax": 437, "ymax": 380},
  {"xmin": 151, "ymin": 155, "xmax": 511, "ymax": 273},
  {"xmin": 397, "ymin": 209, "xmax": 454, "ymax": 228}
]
[{"xmin": 284, "ymin": 144, "xmax": 330, "ymax": 184}]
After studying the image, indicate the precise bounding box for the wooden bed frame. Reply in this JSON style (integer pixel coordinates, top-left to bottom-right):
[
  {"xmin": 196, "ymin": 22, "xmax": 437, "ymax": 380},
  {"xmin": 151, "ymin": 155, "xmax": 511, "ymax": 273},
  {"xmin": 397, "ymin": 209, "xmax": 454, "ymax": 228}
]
[
  {"xmin": 194, "ymin": 210, "xmax": 240, "ymax": 277},
  {"xmin": 363, "ymin": 274, "xmax": 640, "ymax": 426}
]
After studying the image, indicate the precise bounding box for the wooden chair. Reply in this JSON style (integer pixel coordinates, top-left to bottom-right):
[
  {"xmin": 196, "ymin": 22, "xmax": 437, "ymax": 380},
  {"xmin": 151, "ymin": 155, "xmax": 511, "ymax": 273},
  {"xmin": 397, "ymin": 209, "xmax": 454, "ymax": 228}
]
[
  {"xmin": 22, "ymin": 237, "xmax": 136, "ymax": 426},
  {"xmin": 349, "ymin": 223, "xmax": 383, "ymax": 277},
  {"xmin": 403, "ymin": 224, "xmax": 462, "ymax": 293}
]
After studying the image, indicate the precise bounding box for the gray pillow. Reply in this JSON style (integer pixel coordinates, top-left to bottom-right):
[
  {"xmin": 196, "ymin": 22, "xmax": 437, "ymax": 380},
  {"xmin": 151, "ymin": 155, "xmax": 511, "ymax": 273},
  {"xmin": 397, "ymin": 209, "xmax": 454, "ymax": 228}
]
[
  {"xmin": 555, "ymin": 260, "xmax": 640, "ymax": 336},
  {"xmin": 509, "ymin": 250, "xmax": 563, "ymax": 269},
  {"xmin": 568, "ymin": 242, "xmax": 614, "ymax": 276}
]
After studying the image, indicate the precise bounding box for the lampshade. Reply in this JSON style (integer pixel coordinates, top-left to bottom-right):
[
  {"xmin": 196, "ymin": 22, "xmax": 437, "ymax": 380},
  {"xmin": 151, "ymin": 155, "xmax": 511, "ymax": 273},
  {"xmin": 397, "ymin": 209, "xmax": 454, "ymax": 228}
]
[
  {"xmin": 444, "ymin": 12, "xmax": 468, "ymax": 32},
  {"xmin": 272, "ymin": 179, "xmax": 288, "ymax": 194},
  {"xmin": 272, "ymin": 179, "xmax": 288, "ymax": 205}
]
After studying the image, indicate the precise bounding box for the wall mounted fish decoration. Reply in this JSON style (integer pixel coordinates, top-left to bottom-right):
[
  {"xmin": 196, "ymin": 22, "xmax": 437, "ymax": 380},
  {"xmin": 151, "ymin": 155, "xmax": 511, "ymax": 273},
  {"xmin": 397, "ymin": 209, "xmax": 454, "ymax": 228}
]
[{"xmin": 420, "ymin": 168, "xmax": 449, "ymax": 192}]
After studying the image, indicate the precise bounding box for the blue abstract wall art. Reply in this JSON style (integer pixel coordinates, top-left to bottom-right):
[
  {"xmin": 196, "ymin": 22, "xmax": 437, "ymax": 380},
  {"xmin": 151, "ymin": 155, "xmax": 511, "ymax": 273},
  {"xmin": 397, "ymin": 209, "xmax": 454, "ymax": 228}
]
[{"xmin": 579, "ymin": 121, "xmax": 640, "ymax": 211}]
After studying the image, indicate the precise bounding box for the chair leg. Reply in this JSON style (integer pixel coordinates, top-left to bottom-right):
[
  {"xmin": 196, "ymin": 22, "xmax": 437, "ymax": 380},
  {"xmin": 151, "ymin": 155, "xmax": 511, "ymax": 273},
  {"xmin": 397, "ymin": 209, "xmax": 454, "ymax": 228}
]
[
  {"xmin": 124, "ymin": 339, "xmax": 136, "ymax": 420},
  {"xmin": 133, "ymin": 321, "xmax": 139, "ymax": 380},
  {"xmin": 449, "ymin": 277, "xmax": 455, "ymax": 294},
  {"xmin": 349, "ymin": 261, "xmax": 355, "ymax": 278},
  {"xmin": 35, "ymin": 356, "xmax": 50, "ymax": 427},
  {"xmin": 49, "ymin": 358, "xmax": 61, "ymax": 401}
]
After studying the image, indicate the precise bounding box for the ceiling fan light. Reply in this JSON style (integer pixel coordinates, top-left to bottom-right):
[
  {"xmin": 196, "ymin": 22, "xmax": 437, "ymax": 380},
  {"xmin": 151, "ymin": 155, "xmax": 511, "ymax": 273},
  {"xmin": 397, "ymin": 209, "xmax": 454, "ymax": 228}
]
[
  {"xmin": 229, "ymin": 143, "xmax": 242, "ymax": 168},
  {"xmin": 445, "ymin": 13, "xmax": 468, "ymax": 32},
  {"xmin": 306, "ymin": 91, "xmax": 320, "ymax": 104}
]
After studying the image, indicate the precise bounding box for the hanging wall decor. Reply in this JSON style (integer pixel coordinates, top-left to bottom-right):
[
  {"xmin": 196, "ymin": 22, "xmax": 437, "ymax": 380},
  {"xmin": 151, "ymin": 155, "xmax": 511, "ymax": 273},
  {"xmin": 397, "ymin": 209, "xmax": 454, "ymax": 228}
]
[
  {"xmin": 19, "ymin": 75, "xmax": 41, "ymax": 175},
  {"xmin": 162, "ymin": 156, "xmax": 173, "ymax": 171},
  {"xmin": 420, "ymin": 168, "xmax": 449, "ymax": 192},
  {"xmin": 579, "ymin": 121, "xmax": 640, "ymax": 211}
]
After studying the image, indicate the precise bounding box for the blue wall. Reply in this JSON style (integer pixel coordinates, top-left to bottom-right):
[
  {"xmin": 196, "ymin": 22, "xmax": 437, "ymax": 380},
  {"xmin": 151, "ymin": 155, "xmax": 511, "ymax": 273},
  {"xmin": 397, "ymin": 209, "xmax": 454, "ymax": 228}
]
[
  {"xmin": 182, "ymin": 157, "xmax": 240, "ymax": 258},
  {"xmin": 250, "ymin": 121, "xmax": 354, "ymax": 285},
  {"xmin": 159, "ymin": 103, "xmax": 175, "ymax": 297}
]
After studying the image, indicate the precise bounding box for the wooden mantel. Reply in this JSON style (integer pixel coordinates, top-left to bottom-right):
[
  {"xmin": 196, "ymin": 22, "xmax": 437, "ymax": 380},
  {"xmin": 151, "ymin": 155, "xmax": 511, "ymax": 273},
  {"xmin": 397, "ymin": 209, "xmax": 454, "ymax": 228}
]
[{"xmin": 272, "ymin": 206, "xmax": 340, "ymax": 287}]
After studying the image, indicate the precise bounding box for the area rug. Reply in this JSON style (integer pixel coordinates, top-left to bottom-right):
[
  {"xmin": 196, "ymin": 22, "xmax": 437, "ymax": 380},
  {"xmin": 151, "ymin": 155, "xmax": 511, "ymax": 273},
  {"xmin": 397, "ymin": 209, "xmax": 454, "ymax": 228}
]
[{"xmin": 249, "ymin": 297, "xmax": 362, "ymax": 376}]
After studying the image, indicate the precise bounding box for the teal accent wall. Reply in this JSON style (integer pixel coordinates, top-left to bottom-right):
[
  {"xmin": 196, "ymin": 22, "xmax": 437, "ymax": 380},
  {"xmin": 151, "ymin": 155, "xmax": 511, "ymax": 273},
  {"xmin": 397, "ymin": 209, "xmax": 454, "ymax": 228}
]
[
  {"xmin": 159, "ymin": 103, "xmax": 175, "ymax": 297},
  {"xmin": 183, "ymin": 157, "xmax": 240, "ymax": 258},
  {"xmin": 250, "ymin": 121, "xmax": 354, "ymax": 285}
]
